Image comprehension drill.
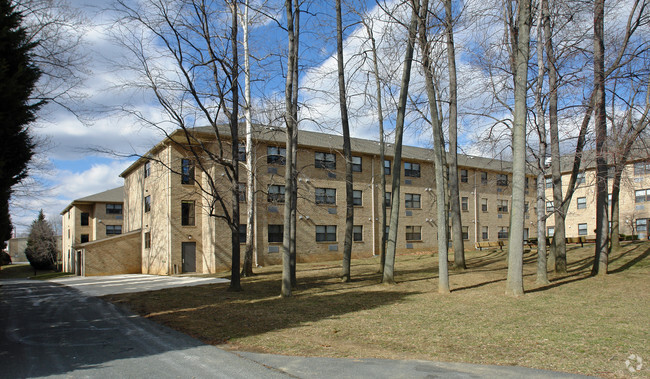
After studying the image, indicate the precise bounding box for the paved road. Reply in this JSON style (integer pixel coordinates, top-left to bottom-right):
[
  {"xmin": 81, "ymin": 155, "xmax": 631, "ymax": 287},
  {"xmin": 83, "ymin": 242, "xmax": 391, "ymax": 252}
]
[{"xmin": 0, "ymin": 279, "xmax": 592, "ymax": 378}]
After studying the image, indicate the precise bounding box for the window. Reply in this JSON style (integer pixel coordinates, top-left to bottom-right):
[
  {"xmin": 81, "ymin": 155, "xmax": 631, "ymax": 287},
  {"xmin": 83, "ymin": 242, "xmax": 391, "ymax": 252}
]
[
  {"xmin": 316, "ymin": 225, "xmax": 337, "ymax": 242},
  {"xmin": 634, "ymin": 161, "xmax": 650, "ymax": 175},
  {"xmin": 353, "ymin": 225, "xmax": 363, "ymax": 242},
  {"xmin": 405, "ymin": 193, "xmax": 421, "ymax": 209},
  {"xmin": 497, "ymin": 174, "xmax": 508, "ymax": 186},
  {"xmin": 268, "ymin": 184, "xmax": 285, "ymax": 203},
  {"xmin": 106, "ymin": 225, "xmax": 122, "ymax": 235},
  {"xmin": 181, "ymin": 201, "xmax": 195, "ymax": 226},
  {"xmin": 238, "ymin": 143, "xmax": 246, "ymax": 162},
  {"xmin": 353, "ymin": 190, "xmax": 362, "ymax": 206},
  {"xmin": 481, "ymin": 198, "xmax": 488, "ymax": 212},
  {"xmin": 238, "ymin": 183, "xmax": 247, "ymax": 202},
  {"xmin": 315, "ymin": 152, "xmax": 336, "ymax": 169},
  {"xmin": 268, "ymin": 224, "xmax": 283, "ymax": 243},
  {"xmin": 267, "ymin": 146, "xmax": 286, "ymax": 165},
  {"xmin": 576, "ymin": 172, "xmax": 586, "ymax": 185},
  {"xmin": 352, "ymin": 156, "xmax": 362, "ymax": 172},
  {"xmin": 181, "ymin": 159, "xmax": 194, "ymax": 184},
  {"xmin": 577, "ymin": 197, "xmax": 586, "ymax": 209},
  {"xmin": 482, "ymin": 226, "xmax": 489, "ymax": 240},
  {"xmin": 525, "ymin": 177, "xmax": 529, "ymax": 188},
  {"xmin": 462, "ymin": 226, "xmax": 469, "ymax": 240},
  {"xmin": 384, "ymin": 159, "xmax": 391, "ymax": 175},
  {"xmin": 144, "ymin": 232, "xmax": 151, "ymax": 249},
  {"xmin": 636, "ymin": 218, "xmax": 648, "ymax": 233},
  {"xmin": 524, "ymin": 202, "xmax": 529, "ymax": 213},
  {"xmin": 547, "ymin": 226, "xmax": 555, "ymax": 237},
  {"xmin": 497, "ymin": 200, "xmax": 508, "ymax": 213},
  {"xmin": 461, "ymin": 197, "xmax": 469, "ymax": 211},
  {"xmin": 315, "ymin": 188, "xmax": 336, "ymax": 204},
  {"xmin": 635, "ymin": 189, "xmax": 650, "ymax": 203},
  {"xmin": 239, "ymin": 224, "xmax": 246, "ymax": 244},
  {"xmin": 546, "ymin": 201, "xmax": 554, "ymax": 213},
  {"xmin": 404, "ymin": 162, "xmax": 421, "ymax": 177},
  {"xmin": 481, "ymin": 171, "xmax": 488, "ymax": 185},
  {"xmin": 80, "ymin": 212, "xmax": 89, "ymax": 226},
  {"xmin": 385, "ymin": 192, "xmax": 391, "ymax": 207},
  {"xmin": 405, "ymin": 226, "xmax": 422, "ymax": 241},
  {"xmin": 144, "ymin": 161, "xmax": 151, "ymax": 178},
  {"xmin": 545, "ymin": 177, "xmax": 552, "ymax": 189},
  {"xmin": 497, "ymin": 227, "xmax": 508, "ymax": 239},
  {"xmin": 460, "ymin": 169, "xmax": 468, "ymax": 183},
  {"xmin": 384, "ymin": 226, "xmax": 389, "ymax": 241},
  {"xmin": 106, "ymin": 204, "xmax": 123, "ymax": 214},
  {"xmin": 80, "ymin": 234, "xmax": 89, "ymax": 243},
  {"xmin": 608, "ymin": 193, "xmax": 612, "ymax": 206},
  {"xmin": 144, "ymin": 196, "xmax": 151, "ymax": 213},
  {"xmin": 578, "ymin": 223, "xmax": 588, "ymax": 236}
]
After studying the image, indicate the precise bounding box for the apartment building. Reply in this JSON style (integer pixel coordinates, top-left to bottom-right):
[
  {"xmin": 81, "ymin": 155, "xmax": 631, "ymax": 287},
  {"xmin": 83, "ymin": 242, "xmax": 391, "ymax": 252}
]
[
  {"xmin": 545, "ymin": 155, "xmax": 650, "ymax": 239},
  {"xmin": 119, "ymin": 126, "xmax": 538, "ymax": 275},
  {"xmin": 60, "ymin": 186, "xmax": 125, "ymax": 273}
]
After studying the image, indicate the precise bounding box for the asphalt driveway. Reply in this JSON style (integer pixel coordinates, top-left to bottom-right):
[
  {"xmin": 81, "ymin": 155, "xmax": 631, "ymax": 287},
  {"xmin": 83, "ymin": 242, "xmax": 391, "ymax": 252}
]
[{"xmin": 0, "ymin": 277, "xmax": 592, "ymax": 378}]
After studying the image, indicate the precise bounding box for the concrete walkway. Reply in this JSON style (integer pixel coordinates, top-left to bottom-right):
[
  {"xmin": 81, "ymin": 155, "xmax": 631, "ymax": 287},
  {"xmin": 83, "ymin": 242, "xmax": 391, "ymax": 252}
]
[{"xmin": 49, "ymin": 274, "xmax": 229, "ymax": 296}]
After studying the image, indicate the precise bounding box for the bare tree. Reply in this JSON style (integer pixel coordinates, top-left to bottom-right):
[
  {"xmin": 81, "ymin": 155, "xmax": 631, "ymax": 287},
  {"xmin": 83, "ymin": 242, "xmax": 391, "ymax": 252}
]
[
  {"xmin": 443, "ymin": 0, "xmax": 465, "ymax": 270},
  {"xmin": 336, "ymin": 0, "xmax": 354, "ymax": 282},
  {"xmin": 113, "ymin": 0, "xmax": 243, "ymax": 291},
  {"xmin": 506, "ymin": 0, "xmax": 531, "ymax": 297},
  {"xmin": 282, "ymin": 0, "xmax": 299, "ymax": 297},
  {"xmin": 383, "ymin": 2, "xmax": 419, "ymax": 285}
]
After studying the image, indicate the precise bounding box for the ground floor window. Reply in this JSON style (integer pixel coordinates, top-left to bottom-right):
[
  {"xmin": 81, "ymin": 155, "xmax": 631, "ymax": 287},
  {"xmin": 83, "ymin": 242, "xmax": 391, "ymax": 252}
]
[
  {"xmin": 636, "ymin": 219, "xmax": 647, "ymax": 233},
  {"xmin": 353, "ymin": 225, "xmax": 363, "ymax": 241},
  {"xmin": 578, "ymin": 223, "xmax": 588, "ymax": 236},
  {"xmin": 268, "ymin": 225, "xmax": 283, "ymax": 243},
  {"xmin": 316, "ymin": 225, "xmax": 337, "ymax": 242},
  {"xmin": 497, "ymin": 227, "xmax": 508, "ymax": 239},
  {"xmin": 462, "ymin": 226, "xmax": 469, "ymax": 240},
  {"xmin": 547, "ymin": 226, "xmax": 555, "ymax": 237},
  {"xmin": 144, "ymin": 232, "xmax": 151, "ymax": 249},
  {"xmin": 482, "ymin": 226, "xmax": 488, "ymax": 240},
  {"xmin": 239, "ymin": 224, "xmax": 246, "ymax": 244},
  {"xmin": 405, "ymin": 226, "xmax": 422, "ymax": 241},
  {"xmin": 80, "ymin": 234, "xmax": 89, "ymax": 243}
]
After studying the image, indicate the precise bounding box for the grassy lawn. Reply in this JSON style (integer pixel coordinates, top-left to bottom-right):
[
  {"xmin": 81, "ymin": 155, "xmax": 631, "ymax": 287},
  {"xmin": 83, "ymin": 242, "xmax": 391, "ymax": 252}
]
[
  {"xmin": 0, "ymin": 263, "xmax": 72, "ymax": 280},
  {"xmin": 104, "ymin": 242, "xmax": 650, "ymax": 378}
]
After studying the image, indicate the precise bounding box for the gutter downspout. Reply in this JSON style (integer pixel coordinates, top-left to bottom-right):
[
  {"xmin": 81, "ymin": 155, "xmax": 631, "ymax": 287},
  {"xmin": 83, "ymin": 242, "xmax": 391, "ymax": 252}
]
[
  {"xmin": 474, "ymin": 170, "xmax": 479, "ymax": 244},
  {"xmin": 371, "ymin": 155, "xmax": 376, "ymax": 256}
]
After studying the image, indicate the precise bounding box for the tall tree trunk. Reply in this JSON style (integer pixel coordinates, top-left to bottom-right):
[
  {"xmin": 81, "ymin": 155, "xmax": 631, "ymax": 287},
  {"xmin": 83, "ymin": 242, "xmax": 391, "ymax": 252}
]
[
  {"xmin": 592, "ymin": 0, "xmax": 608, "ymax": 276},
  {"xmin": 444, "ymin": 0, "xmax": 465, "ymax": 270},
  {"xmin": 366, "ymin": 22, "xmax": 387, "ymax": 274},
  {"xmin": 542, "ymin": 0, "xmax": 566, "ymax": 274},
  {"xmin": 336, "ymin": 0, "xmax": 354, "ymax": 282},
  {"xmin": 289, "ymin": 2, "xmax": 300, "ymax": 287},
  {"xmin": 535, "ymin": 0, "xmax": 549, "ymax": 285},
  {"xmin": 416, "ymin": 0, "xmax": 449, "ymax": 293},
  {"xmin": 506, "ymin": 0, "xmax": 531, "ymax": 297},
  {"xmin": 282, "ymin": 0, "xmax": 297, "ymax": 297},
  {"xmin": 383, "ymin": 3, "xmax": 418, "ymax": 284},
  {"xmin": 228, "ymin": 0, "xmax": 242, "ymax": 292},
  {"xmin": 241, "ymin": 0, "xmax": 255, "ymax": 278}
]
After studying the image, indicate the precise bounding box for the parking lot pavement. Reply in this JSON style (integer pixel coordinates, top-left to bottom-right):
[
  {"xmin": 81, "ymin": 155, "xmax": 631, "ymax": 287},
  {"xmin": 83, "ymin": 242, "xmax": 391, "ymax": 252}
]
[{"xmin": 49, "ymin": 274, "xmax": 229, "ymax": 296}]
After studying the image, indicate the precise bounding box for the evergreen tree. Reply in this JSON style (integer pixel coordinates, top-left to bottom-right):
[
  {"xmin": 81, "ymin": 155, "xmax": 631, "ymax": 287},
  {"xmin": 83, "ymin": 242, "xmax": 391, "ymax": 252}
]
[
  {"xmin": 25, "ymin": 210, "xmax": 57, "ymax": 270},
  {"xmin": 0, "ymin": 0, "xmax": 43, "ymax": 243}
]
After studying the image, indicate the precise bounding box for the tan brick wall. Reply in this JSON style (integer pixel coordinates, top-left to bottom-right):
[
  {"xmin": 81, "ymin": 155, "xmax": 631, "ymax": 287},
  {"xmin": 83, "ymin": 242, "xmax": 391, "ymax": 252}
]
[
  {"xmin": 545, "ymin": 162, "xmax": 650, "ymax": 238},
  {"xmin": 122, "ymin": 133, "xmax": 540, "ymax": 274},
  {"xmin": 81, "ymin": 229, "xmax": 141, "ymax": 276}
]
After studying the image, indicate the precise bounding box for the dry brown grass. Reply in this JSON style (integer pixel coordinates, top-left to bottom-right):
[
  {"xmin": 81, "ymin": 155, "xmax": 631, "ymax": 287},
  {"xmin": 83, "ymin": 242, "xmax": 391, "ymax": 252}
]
[{"xmin": 105, "ymin": 242, "xmax": 650, "ymax": 378}]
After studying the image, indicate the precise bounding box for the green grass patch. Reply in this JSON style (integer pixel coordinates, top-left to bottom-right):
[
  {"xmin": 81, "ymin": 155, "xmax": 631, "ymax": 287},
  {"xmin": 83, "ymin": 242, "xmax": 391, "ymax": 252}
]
[{"xmin": 104, "ymin": 242, "xmax": 650, "ymax": 378}]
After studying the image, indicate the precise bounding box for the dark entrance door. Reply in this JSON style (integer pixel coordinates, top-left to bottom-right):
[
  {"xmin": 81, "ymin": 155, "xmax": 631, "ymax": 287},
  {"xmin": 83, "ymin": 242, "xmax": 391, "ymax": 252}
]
[
  {"xmin": 181, "ymin": 242, "xmax": 196, "ymax": 273},
  {"xmin": 76, "ymin": 250, "xmax": 82, "ymax": 276}
]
